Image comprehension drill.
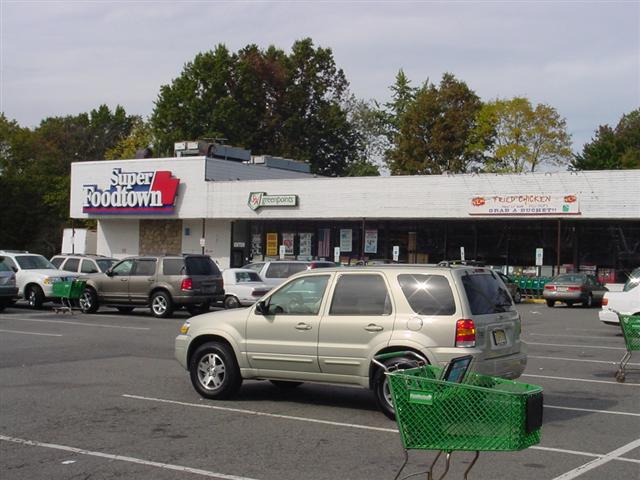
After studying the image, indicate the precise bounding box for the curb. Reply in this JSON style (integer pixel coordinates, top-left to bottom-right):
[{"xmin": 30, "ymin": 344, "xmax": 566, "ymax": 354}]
[{"xmin": 521, "ymin": 298, "xmax": 546, "ymax": 304}]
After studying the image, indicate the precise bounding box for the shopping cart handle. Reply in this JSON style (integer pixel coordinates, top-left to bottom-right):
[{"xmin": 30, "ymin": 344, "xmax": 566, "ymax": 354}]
[{"xmin": 372, "ymin": 351, "xmax": 427, "ymax": 371}]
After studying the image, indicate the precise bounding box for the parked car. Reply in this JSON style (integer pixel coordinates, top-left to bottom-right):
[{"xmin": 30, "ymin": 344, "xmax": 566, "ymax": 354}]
[
  {"xmin": 175, "ymin": 265, "xmax": 526, "ymax": 418},
  {"xmin": 79, "ymin": 255, "xmax": 224, "ymax": 318},
  {"xmin": 0, "ymin": 257, "xmax": 19, "ymax": 311},
  {"xmin": 51, "ymin": 254, "xmax": 117, "ymax": 274},
  {"xmin": 496, "ymin": 271, "xmax": 522, "ymax": 304},
  {"xmin": 243, "ymin": 260, "xmax": 337, "ymax": 288},
  {"xmin": 221, "ymin": 268, "xmax": 271, "ymax": 309},
  {"xmin": 543, "ymin": 273, "xmax": 608, "ymax": 308},
  {"xmin": 599, "ymin": 267, "xmax": 640, "ymax": 326},
  {"xmin": 0, "ymin": 250, "xmax": 78, "ymax": 308}
]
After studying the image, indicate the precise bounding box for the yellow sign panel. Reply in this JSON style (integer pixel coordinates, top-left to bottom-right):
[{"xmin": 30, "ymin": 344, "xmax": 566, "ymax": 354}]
[{"xmin": 266, "ymin": 233, "xmax": 278, "ymax": 256}]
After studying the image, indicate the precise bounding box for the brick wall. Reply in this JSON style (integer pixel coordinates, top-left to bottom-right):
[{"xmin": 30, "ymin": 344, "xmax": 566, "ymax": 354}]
[{"xmin": 139, "ymin": 220, "xmax": 183, "ymax": 255}]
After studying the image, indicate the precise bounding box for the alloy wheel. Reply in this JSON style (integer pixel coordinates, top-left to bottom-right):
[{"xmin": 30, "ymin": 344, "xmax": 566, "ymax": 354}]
[
  {"xmin": 197, "ymin": 353, "xmax": 226, "ymax": 391},
  {"xmin": 152, "ymin": 296, "xmax": 167, "ymax": 315},
  {"xmin": 79, "ymin": 291, "xmax": 92, "ymax": 310}
]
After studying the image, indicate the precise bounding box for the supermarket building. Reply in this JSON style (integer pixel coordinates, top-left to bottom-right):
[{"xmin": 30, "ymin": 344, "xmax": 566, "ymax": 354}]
[{"xmin": 70, "ymin": 155, "xmax": 640, "ymax": 282}]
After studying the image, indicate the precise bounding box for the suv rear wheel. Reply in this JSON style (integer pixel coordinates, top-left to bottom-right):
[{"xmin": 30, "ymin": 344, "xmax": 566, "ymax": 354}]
[
  {"xmin": 373, "ymin": 355, "xmax": 422, "ymax": 420},
  {"xmin": 189, "ymin": 342, "xmax": 242, "ymax": 399},
  {"xmin": 150, "ymin": 291, "xmax": 173, "ymax": 318},
  {"xmin": 79, "ymin": 288, "xmax": 99, "ymax": 313}
]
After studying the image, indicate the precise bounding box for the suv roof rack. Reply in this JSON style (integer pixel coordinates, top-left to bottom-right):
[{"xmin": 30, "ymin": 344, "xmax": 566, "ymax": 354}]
[{"xmin": 437, "ymin": 260, "xmax": 486, "ymax": 267}]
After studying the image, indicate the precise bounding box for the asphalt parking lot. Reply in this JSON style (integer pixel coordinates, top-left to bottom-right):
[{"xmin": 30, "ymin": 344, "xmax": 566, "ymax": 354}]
[{"xmin": 1, "ymin": 302, "xmax": 638, "ymax": 480}]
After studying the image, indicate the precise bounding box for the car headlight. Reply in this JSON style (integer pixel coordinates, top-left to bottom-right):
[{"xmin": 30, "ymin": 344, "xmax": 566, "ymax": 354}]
[
  {"xmin": 179, "ymin": 321, "xmax": 190, "ymax": 335},
  {"xmin": 43, "ymin": 277, "xmax": 53, "ymax": 285}
]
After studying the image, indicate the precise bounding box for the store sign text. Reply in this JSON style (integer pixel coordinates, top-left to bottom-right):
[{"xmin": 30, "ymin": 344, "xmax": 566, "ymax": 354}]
[
  {"xmin": 83, "ymin": 168, "xmax": 180, "ymax": 214},
  {"xmin": 469, "ymin": 194, "xmax": 580, "ymax": 216},
  {"xmin": 248, "ymin": 192, "xmax": 298, "ymax": 211}
]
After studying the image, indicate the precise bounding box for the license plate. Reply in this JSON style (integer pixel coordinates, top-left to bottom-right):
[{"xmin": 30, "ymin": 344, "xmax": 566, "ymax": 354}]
[
  {"xmin": 558, "ymin": 287, "xmax": 568, "ymax": 292},
  {"xmin": 493, "ymin": 329, "xmax": 507, "ymax": 346}
]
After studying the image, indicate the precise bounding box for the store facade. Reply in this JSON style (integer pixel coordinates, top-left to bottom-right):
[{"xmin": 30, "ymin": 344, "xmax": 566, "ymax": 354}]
[{"xmin": 70, "ymin": 156, "xmax": 640, "ymax": 283}]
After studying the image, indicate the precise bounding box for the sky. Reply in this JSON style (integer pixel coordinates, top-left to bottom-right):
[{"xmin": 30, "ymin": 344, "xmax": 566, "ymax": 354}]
[{"xmin": 1, "ymin": 1, "xmax": 638, "ymax": 153}]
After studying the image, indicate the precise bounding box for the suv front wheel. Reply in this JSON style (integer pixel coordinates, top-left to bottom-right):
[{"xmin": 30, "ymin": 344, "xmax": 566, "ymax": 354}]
[
  {"xmin": 79, "ymin": 288, "xmax": 99, "ymax": 313},
  {"xmin": 26, "ymin": 285, "xmax": 45, "ymax": 309},
  {"xmin": 372, "ymin": 355, "xmax": 422, "ymax": 420},
  {"xmin": 189, "ymin": 342, "xmax": 242, "ymax": 399},
  {"xmin": 150, "ymin": 291, "xmax": 173, "ymax": 318}
]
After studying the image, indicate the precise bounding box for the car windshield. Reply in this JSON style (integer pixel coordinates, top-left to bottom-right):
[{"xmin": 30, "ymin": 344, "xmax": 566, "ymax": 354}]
[
  {"xmin": 623, "ymin": 268, "xmax": 640, "ymax": 292},
  {"xmin": 96, "ymin": 259, "xmax": 116, "ymax": 272},
  {"xmin": 236, "ymin": 271, "xmax": 262, "ymax": 283},
  {"xmin": 461, "ymin": 271, "xmax": 513, "ymax": 314},
  {"xmin": 15, "ymin": 255, "xmax": 56, "ymax": 270},
  {"xmin": 552, "ymin": 274, "xmax": 585, "ymax": 284}
]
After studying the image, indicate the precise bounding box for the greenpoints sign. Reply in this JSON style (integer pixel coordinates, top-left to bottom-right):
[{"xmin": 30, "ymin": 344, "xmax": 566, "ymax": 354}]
[{"xmin": 248, "ymin": 192, "xmax": 298, "ymax": 211}]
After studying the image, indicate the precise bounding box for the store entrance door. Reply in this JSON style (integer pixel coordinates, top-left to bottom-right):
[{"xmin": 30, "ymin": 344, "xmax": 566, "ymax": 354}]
[
  {"xmin": 230, "ymin": 249, "xmax": 244, "ymax": 268},
  {"xmin": 408, "ymin": 232, "xmax": 417, "ymax": 263}
]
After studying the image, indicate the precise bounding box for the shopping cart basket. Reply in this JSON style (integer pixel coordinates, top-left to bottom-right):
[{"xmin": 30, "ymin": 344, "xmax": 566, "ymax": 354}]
[
  {"xmin": 51, "ymin": 279, "xmax": 86, "ymax": 314},
  {"xmin": 614, "ymin": 313, "xmax": 640, "ymax": 383},
  {"xmin": 376, "ymin": 352, "xmax": 543, "ymax": 480}
]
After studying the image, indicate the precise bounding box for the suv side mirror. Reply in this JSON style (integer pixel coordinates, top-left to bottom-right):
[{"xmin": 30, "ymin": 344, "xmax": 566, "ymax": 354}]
[
  {"xmin": 11, "ymin": 266, "xmax": 18, "ymax": 273},
  {"xmin": 255, "ymin": 301, "xmax": 267, "ymax": 315},
  {"xmin": 105, "ymin": 269, "xmax": 114, "ymax": 277}
]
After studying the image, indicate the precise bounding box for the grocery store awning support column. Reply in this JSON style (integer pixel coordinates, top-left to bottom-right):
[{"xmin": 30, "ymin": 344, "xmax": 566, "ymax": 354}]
[{"xmin": 556, "ymin": 219, "xmax": 561, "ymax": 275}]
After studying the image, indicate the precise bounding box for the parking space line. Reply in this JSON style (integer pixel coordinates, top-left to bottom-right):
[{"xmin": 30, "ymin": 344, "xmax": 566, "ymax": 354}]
[
  {"xmin": 528, "ymin": 342, "xmax": 624, "ymax": 350},
  {"xmin": 545, "ymin": 405, "xmax": 640, "ymax": 418},
  {"xmin": 122, "ymin": 394, "xmax": 640, "ymax": 462},
  {"xmin": 527, "ymin": 333, "xmax": 621, "ymax": 340},
  {"xmin": 0, "ymin": 329, "xmax": 62, "ymax": 337},
  {"xmin": 0, "ymin": 435, "xmax": 261, "ymax": 480},
  {"xmin": 552, "ymin": 438, "xmax": 640, "ymax": 479},
  {"xmin": 522, "ymin": 374, "xmax": 640, "ymax": 386},
  {"xmin": 3, "ymin": 318, "xmax": 150, "ymax": 331},
  {"xmin": 529, "ymin": 355, "xmax": 640, "ymax": 367}
]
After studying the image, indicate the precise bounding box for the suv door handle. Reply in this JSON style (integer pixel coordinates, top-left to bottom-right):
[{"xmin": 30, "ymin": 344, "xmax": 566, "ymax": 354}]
[
  {"xmin": 365, "ymin": 324, "xmax": 384, "ymax": 332},
  {"xmin": 120, "ymin": 278, "xmax": 128, "ymax": 282},
  {"xmin": 295, "ymin": 322, "xmax": 312, "ymax": 331}
]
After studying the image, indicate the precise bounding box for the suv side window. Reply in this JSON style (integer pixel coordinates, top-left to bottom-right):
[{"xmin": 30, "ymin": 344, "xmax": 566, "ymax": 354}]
[
  {"xmin": 163, "ymin": 259, "xmax": 186, "ymax": 275},
  {"xmin": 397, "ymin": 274, "xmax": 456, "ymax": 315},
  {"xmin": 50, "ymin": 257, "xmax": 65, "ymax": 268},
  {"xmin": 330, "ymin": 274, "xmax": 392, "ymax": 315},
  {"xmin": 81, "ymin": 259, "xmax": 99, "ymax": 273},
  {"xmin": 62, "ymin": 258, "xmax": 80, "ymax": 272},
  {"xmin": 266, "ymin": 275, "xmax": 330, "ymax": 315},
  {"xmin": 111, "ymin": 260, "xmax": 134, "ymax": 276},
  {"xmin": 133, "ymin": 259, "xmax": 157, "ymax": 276},
  {"xmin": 461, "ymin": 272, "xmax": 513, "ymax": 315}
]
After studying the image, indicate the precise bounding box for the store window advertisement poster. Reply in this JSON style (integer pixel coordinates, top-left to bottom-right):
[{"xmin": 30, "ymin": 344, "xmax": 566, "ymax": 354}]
[{"xmin": 340, "ymin": 229, "xmax": 352, "ymax": 253}]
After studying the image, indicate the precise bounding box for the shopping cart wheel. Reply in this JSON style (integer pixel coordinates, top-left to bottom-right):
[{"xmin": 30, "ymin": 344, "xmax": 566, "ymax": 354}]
[{"xmin": 615, "ymin": 371, "xmax": 625, "ymax": 383}]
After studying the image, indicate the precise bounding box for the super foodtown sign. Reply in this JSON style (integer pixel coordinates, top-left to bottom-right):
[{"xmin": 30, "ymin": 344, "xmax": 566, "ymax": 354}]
[{"xmin": 82, "ymin": 168, "xmax": 180, "ymax": 214}]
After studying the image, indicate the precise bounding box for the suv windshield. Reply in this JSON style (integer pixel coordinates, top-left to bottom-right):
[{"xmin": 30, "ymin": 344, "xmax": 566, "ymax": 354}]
[
  {"xmin": 623, "ymin": 268, "xmax": 640, "ymax": 292},
  {"xmin": 184, "ymin": 257, "xmax": 221, "ymax": 276},
  {"xmin": 461, "ymin": 271, "xmax": 513, "ymax": 314},
  {"xmin": 15, "ymin": 255, "xmax": 56, "ymax": 270},
  {"xmin": 96, "ymin": 259, "xmax": 116, "ymax": 272}
]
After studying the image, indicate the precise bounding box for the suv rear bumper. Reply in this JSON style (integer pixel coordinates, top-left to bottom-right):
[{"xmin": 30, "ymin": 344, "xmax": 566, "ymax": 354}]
[
  {"xmin": 429, "ymin": 343, "xmax": 527, "ymax": 380},
  {"xmin": 173, "ymin": 291, "xmax": 225, "ymax": 305}
]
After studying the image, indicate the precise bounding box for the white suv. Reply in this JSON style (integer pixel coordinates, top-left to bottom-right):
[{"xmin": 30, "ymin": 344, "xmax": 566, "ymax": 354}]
[
  {"xmin": 175, "ymin": 265, "xmax": 526, "ymax": 418},
  {"xmin": 0, "ymin": 251, "xmax": 78, "ymax": 308}
]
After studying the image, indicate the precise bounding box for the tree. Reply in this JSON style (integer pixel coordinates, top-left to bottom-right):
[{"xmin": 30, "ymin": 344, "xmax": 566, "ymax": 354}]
[
  {"xmin": 572, "ymin": 109, "xmax": 640, "ymax": 170},
  {"xmin": 105, "ymin": 118, "xmax": 154, "ymax": 160},
  {"xmin": 151, "ymin": 39, "xmax": 359, "ymax": 176},
  {"xmin": 475, "ymin": 97, "xmax": 572, "ymax": 173},
  {"xmin": 343, "ymin": 96, "xmax": 386, "ymax": 176},
  {"xmin": 384, "ymin": 69, "xmax": 417, "ymax": 139},
  {"xmin": 386, "ymin": 73, "xmax": 483, "ymax": 174}
]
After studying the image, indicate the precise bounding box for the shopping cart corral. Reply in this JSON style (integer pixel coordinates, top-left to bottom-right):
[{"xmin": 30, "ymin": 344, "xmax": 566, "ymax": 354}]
[
  {"xmin": 614, "ymin": 313, "xmax": 640, "ymax": 383},
  {"xmin": 374, "ymin": 352, "xmax": 543, "ymax": 480},
  {"xmin": 51, "ymin": 279, "xmax": 86, "ymax": 314}
]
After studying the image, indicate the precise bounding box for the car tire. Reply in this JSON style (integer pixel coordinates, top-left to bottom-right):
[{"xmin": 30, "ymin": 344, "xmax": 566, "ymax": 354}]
[
  {"xmin": 566, "ymin": 301, "xmax": 575, "ymax": 308},
  {"xmin": 187, "ymin": 302, "xmax": 210, "ymax": 316},
  {"xmin": 116, "ymin": 307, "xmax": 134, "ymax": 313},
  {"xmin": 513, "ymin": 290, "xmax": 522, "ymax": 304},
  {"xmin": 270, "ymin": 380, "xmax": 303, "ymax": 389},
  {"xmin": 583, "ymin": 294, "xmax": 593, "ymax": 308},
  {"xmin": 79, "ymin": 288, "xmax": 99, "ymax": 314},
  {"xmin": 0, "ymin": 302, "xmax": 6, "ymax": 312},
  {"xmin": 189, "ymin": 341, "xmax": 242, "ymax": 400},
  {"xmin": 224, "ymin": 295, "xmax": 240, "ymax": 309},
  {"xmin": 373, "ymin": 355, "xmax": 422, "ymax": 420},
  {"xmin": 150, "ymin": 291, "xmax": 173, "ymax": 318},
  {"xmin": 26, "ymin": 285, "xmax": 45, "ymax": 309},
  {"xmin": 546, "ymin": 300, "xmax": 555, "ymax": 308}
]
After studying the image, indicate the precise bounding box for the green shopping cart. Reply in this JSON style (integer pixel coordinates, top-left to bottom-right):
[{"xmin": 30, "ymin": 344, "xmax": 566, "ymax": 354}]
[
  {"xmin": 51, "ymin": 279, "xmax": 86, "ymax": 314},
  {"xmin": 375, "ymin": 352, "xmax": 543, "ymax": 480},
  {"xmin": 614, "ymin": 313, "xmax": 640, "ymax": 383}
]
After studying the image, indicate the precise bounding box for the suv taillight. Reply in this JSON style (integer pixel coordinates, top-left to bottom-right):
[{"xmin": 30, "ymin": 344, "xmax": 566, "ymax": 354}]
[
  {"xmin": 456, "ymin": 319, "xmax": 476, "ymax": 347},
  {"xmin": 544, "ymin": 285, "xmax": 556, "ymax": 291},
  {"xmin": 181, "ymin": 278, "xmax": 193, "ymax": 291}
]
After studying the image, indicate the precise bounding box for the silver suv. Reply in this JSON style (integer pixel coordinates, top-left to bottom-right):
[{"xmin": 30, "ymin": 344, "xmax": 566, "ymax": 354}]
[
  {"xmin": 80, "ymin": 255, "xmax": 224, "ymax": 318},
  {"xmin": 175, "ymin": 265, "xmax": 526, "ymax": 418}
]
